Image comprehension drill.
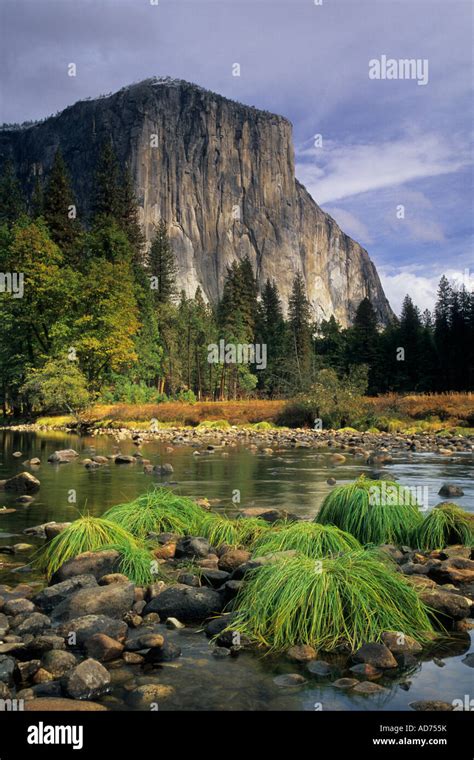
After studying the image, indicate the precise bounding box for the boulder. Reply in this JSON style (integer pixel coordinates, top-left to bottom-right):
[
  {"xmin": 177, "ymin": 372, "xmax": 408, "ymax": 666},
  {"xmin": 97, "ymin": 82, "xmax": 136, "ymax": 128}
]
[
  {"xmin": 34, "ymin": 575, "xmax": 98, "ymax": 613},
  {"xmin": 428, "ymin": 557, "xmax": 474, "ymax": 585},
  {"xmin": 58, "ymin": 615, "xmax": 128, "ymax": 646},
  {"xmin": 218, "ymin": 549, "xmax": 252, "ymax": 572},
  {"xmin": 4, "ymin": 472, "xmax": 40, "ymax": 494},
  {"xmin": 3, "ymin": 597, "xmax": 36, "ymax": 616},
  {"xmin": 353, "ymin": 681, "xmax": 387, "ymax": 694},
  {"xmin": 438, "ymin": 484, "xmax": 464, "ymax": 497},
  {"xmin": 144, "ymin": 640, "xmax": 181, "ymax": 663},
  {"xmin": 352, "ymin": 642, "xmax": 398, "ymax": 669},
  {"xmin": 51, "ymin": 550, "xmax": 121, "ymax": 583},
  {"xmin": 287, "ymin": 644, "xmax": 317, "ymax": 663},
  {"xmin": 40, "ymin": 650, "xmax": 77, "ymax": 677},
  {"xmin": 419, "ymin": 588, "xmax": 471, "ymax": 621},
  {"xmin": 51, "ymin": 582, "xmax": 134, "ymax": 622},
  {"xmin": 64, "ymin": 658, "xmax": 111, "ymax": 700},
  {"xmin": 44, "ymin": 523, "xmax": 71, "ymax": 540},
  {"xmin": 126, "ymin": 683, "xmax": 174, "ymax": 708},
  {"xmin": 14, "ymin": 613, "xmax": 51, "ymax": 636},
  {"xmin": 174, "ymin": 536, "xmax": 211, "ymax": 559},
  {"xmin": 306, "ymin": 661, "xmax": 334, "ymax": 677},
  {"xmin": 114, "ymin": 455, "xmax": 136, "ymax": 464},
  {"xmin": 85, "ymin": 633, "xmax": 124, "ymax": 662},
  {"xmin": 47, "ymin": 449, "xmax": 79, "ymax": 464},
  {"xmin": 143, "ymin": 584, "xmax": 223, "ymax": 623},
  {"xmin": 0, "ymin": 655, "xmax": 17, "ymax": 685},
  {"xmin": 381, "ymin": 631, "xmax": 423, "ymax": 655},
  {"xmin": 273, "ymin": 674, "xmax": 306, "ymax": 687}
]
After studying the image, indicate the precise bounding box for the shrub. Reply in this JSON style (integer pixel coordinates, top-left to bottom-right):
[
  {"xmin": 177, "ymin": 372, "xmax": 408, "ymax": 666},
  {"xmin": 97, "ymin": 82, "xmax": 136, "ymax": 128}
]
[
  {"xmin": 411, "ymin": 503, "xmax": 474, "ymax": 550},
  {"xmin": 198, "ymin": 513, "xmax": 270, "ymax": 547},
  {"xmin": 251, "ymin": 521, "xmax": 361, "ymax": 558},
  {"xmin": 315, "ymin": 477, "xmax": 423, "ymax": 545},
  {"xmin": 21, "ymin": 357, "xmax": 90, "ymax": 414},
  {"xmin": 227, "ymin": 551, "xmax": 435, "ymax": 652}
]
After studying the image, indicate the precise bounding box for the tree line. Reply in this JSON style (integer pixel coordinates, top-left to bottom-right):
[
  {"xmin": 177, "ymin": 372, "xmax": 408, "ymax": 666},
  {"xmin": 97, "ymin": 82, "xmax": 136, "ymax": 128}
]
[{"xmin": 0, "ymin": 147, "xmax": 472, "ymax": 415}]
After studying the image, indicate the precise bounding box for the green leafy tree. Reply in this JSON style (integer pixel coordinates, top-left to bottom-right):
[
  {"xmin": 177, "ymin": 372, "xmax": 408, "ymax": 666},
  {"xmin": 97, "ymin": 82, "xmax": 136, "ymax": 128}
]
[
  {"xmin": 21, "ymin": 357, "xmax": 90, "ymax": 413},
  {"xmin": 0, "ymin": 161, "xmax": 25, "ymax": 226}
]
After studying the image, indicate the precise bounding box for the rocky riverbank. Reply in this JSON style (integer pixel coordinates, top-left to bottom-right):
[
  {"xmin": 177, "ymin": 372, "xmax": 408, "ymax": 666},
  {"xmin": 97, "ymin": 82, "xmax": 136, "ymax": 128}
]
[{"xmin": 1, "ymin": 529, "xmax": 473, "ymax": 712}]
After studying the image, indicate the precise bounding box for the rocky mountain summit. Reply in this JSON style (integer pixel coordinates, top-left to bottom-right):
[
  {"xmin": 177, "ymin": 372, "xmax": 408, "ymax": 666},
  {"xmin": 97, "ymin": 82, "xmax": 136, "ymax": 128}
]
[{"xmin": 0, "ymin": 77, "xmax": 393, "ymax": 325}]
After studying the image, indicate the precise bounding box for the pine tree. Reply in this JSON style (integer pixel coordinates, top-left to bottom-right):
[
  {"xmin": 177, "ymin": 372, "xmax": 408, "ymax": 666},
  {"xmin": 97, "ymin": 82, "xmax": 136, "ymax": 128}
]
[
  {"xmin": 287, "ymin": 271, "xmax": 313, "ymax": 391},
  {"xmin": 0, "ymin": 160, "xmax": 25, "ymax": 226},
  {"xmin": 119, "ymin": 164, "xmax": 145, "ymax": 262},
  {"xmin": 31, "ymin": 175, "xmax": 44, "ymax": 219},
  {"xmin": 92, "ymin": 140, "xmax": 122, "ymax": 221},
  {"xmin": 347, "ymin": 297, "xmax": 380, "ymax": 392},
  {"xmin": 147, "ymin": 220, "xmax": 177, "ymax": 304},
  {"xmin": 434, "ymin": 276, "xmax": 452, "ymax": 390},
  {"xmin": 43, "ymin": 149, "xmax": 79, "ymax": 250},
  {"xmin": 258, "ymin": 279, "xmax": 286, "ymax": 394}
]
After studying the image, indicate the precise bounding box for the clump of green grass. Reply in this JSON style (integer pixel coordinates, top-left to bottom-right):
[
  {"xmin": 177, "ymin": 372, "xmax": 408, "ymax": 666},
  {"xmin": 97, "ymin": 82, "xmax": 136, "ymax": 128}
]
[
  {"xmin": 227, "ymin": 550, "xmax": 435, "ymax": 653},
  {"xmin": 411, "ymin": 503, "xmax": 474, "ymax": 551},
  {"xmin": 104, "ymin": 488, "xmax": 207, "ymax": 538},
  {"xmin": 33, "ymin": 515, "xmax": 151, "ymax": 583},
  {"xmin": 198, "ymin": 513, "xmax": 269, "ymax": 548},
  {"xmin": 251, "ymin": 521, "xmax": 361, "ymax": 559},
  {"xmin": 196, "ymin": 420, "xmax": 231, "ymax": 429},
  {"xmin": 315, "ymin": 477, "xmax": 423, "ymax": 545}
]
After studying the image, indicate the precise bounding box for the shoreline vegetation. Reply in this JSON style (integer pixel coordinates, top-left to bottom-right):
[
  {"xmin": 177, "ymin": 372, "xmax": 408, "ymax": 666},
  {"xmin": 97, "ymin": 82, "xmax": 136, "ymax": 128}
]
[{"xmin": 1, "ymin": 393, "xmax": 474, "ymax": 438}]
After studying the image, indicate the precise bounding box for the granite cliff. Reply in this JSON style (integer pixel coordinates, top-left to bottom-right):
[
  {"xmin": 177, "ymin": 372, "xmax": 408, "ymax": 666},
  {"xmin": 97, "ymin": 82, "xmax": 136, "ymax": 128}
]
[{"xmin": 0, "ymin": 77, "xmax": 393, "ymax": 325}]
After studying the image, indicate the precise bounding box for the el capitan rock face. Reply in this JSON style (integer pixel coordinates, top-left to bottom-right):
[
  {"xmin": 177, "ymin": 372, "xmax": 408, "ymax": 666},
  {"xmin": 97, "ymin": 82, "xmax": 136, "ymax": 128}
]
[{"xmin": 0, "ymin": 77, "xmax": 393, "ymax": 325}]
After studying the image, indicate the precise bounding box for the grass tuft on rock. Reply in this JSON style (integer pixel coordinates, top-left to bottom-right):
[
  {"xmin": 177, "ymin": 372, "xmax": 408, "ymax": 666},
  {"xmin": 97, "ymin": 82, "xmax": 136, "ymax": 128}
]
[
  {"xmin": 411, "ymin": 503, "xmax": 474, "ymax": 551},
  {"xmin": 315, "ymin": 477, "xmax": 423, "ymax": 545},
  {"xmin": 33, "ymin": 515, "xmax": 153, "ymax": 583},
  {"xmin": 228, "ymin": 550, "xmax": 435, "ymax": 653},
  {"xmin": 104, "ymin": 488, "xmax": 207, "ymax": 538},
  {"xmin": 251, "ymin": 521, "xmax": 362, "ymax": 558},
  {"xmin": 198, "ymin": 513, "xmax": 270, "ymax": 548}
]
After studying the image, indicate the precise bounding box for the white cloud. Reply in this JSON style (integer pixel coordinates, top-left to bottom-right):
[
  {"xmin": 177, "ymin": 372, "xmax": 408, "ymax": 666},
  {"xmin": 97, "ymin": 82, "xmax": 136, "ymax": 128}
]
[
  {"xmin": 378, "ymin": 269, "xmax": 440, "ymax": 316},
  {"xmin": 296, "ymin": 133, "xmax": 471, "ymax": 205}
]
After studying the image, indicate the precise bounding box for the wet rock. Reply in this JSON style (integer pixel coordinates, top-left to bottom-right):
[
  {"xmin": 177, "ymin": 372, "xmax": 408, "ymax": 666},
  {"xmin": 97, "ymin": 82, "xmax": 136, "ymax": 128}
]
[
  {"xmin": 134, "ymin": 633, "xmax": 165, "ymax": 649},
  {"xmin": 307, "ymin": 661, "xmax": 334, "ymax": 677},
  {"xmin": 51, "ymin": 550, "xmax": 121, "ymax": 583},
  {"xmin": 379, "ymin": 544, "xmax": 404, "ymax": 563},
  {"xmin": 353, "ymin": 681, "xmax": 387, "ymax": 694},
  {"xmin": 352, "ymin": 643, "xmax": 398, "ymax": 669},
  {"xmin": 154, "ymin": 463, "xmax": 174, "ymax": 475},
  {"xmin": 143, "ymin": 584, "xmax": 224, "ymax": 623},
  {"xmin": 145, "ymin": 581, "xmax": 166, "ymax": 601},
  {"xmin": 91, "ymin": 456, "xmax": 109, "ymax": 464},
  {"xmin": 165, "ymin": 617, "xmax": 185, "ymax": 630},
  {"xmin": 212, "ymin": 646, "xmax": 231, "ymax": 658},
  {"xmin": 58, "ymin": 615, "xmax": 128, "ymax": 646},
  {"xmin": 34, "ymin": 575, "xmax": 98, "ymax": 612},
  {"xmin": 64, "ymin": 658, "xmax": 111, "ymax": 699},
  {"xmin": 24, "ymin": 697, "xmax": 108, "ymax": 711},
  {"xmin": 126, "ymin": 683, "xmax": 174, "ymax": 708},
  {"xmin": 12, "ymin": 451, "xmax": 22, "ymax": 458},
  {"xmin": 332, "ymin": 678, "xmax": 359, "ymax": 689},
  {"xmin": 349, "ymin": 663, "xmax": 382, "ymax": 678},
  {"xmin": 419, "ymin": 588, "xmax": 471, "ymax": 621},
  {"xmin": 404, "ymin": 575, "xmax": 437, "ymax": 590},
  {"xmin": 0, "ymin": 655, "xmax": 17, "ymax": 685},
  {"xmin": 122, "ymin": 652, "xmax": 144, "ymax": 665},
  {"xmin": 273, "ymin": 674, "xmax": 306, "ymax": 687},
  {"xmin": 199, "ymin": 568, "xmax": 230, "ymax": 588},
  {"xmin": 51, "ymin": 581, "xmax": 134, "ymax": 622},
  {"xmin": 410, "ymin": 700, "xmax": 454, "ymax": 711},
  {"xmin": 326, "ymin": 478, "xmax": 336, "ymax": 486},
  {"xmin": 428, "ymin": 557, "xmax": 474, "ymax": 585},
  {"xmin": 85, "ymin": 634, "xmax": 124, "ymax": 662},
  {"xmin": 438, "ymin": 483, "xmax": 464, "ymax": 497},
  {"xmin": 462, "ymin": 653, "xmax": 474, "ymax": 667},
  {"xmin": 0, "ymin": 642, "xmax": 24, "ymax": 655},
  {"xmin": 287, "ymin": 644, "xmax": 317, "ymax": 663},
  {"xmin": 24, "ymin": 635, "xmax": 66, "ymax": 655},
  {"xmin": 47, "ymin": 449, "xmax": 79, "ymax": 464},
  {"xmin": 4, "ymin": 472, "xmax": 40, "ymax": 494},
  {"xmin": 114, "ymin": 455, "xmax": 136, "ymax": 464},
  {"xmin": 381, "ymin": 631, "xmax": 423, "ymax": 655},
  {"xmin": 177, "ymin": 572, "xmax": 201, "ymax": 587},
  {"xmin": 40, "ymin": 650, "xmax": 77, "ymax": 677},
  {"xmin": 145, "ymin": 640, "xmax": 181, "ymax": 663},
  {"xmin": 218, "ymin": 549, "xmax": 252, "ymax": 572},
  {"xmin": 32, "ymin": 668, "xmax": 54, "ymax": 684},
  {"xmin": 17, "ymin": 659, "xmax": 41, "ymax": 681},
  {"xmin": 175, "ymin": 536, "xmax": 211, "ymax": 559},
  {"xmin": 16, "ymin": 495, "xmax": 34, "ymax": 503}
]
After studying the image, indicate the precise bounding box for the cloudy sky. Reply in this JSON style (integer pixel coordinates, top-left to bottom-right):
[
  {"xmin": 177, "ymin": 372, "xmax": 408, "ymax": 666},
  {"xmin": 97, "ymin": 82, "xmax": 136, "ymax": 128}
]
[{"xmin": 1, "ymin": 0, "xmax": 472, "ymax": 315}]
